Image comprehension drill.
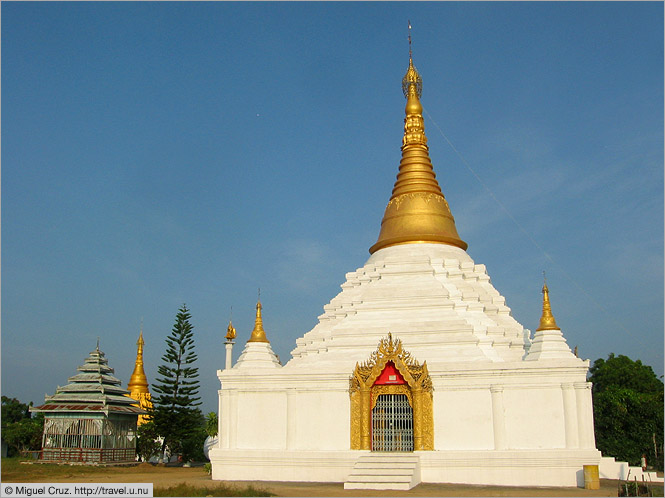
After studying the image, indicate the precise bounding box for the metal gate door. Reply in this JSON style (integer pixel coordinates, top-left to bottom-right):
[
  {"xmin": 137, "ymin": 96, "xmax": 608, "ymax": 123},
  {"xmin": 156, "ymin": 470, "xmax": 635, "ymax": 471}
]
[{"xmin": 371, "ymin": 394, "xmax": 414, "ymax": 451}]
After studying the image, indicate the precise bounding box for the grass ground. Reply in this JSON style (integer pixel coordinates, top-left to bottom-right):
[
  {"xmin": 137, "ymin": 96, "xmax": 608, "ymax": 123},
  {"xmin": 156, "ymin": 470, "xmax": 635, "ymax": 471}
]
[
  {"xmin": 2, "ymin": 457, "xmax": 663, "ymax": 497},
  {"xmin": 0, "ymin": 458, "xmax": 274, "ymax": 497}
]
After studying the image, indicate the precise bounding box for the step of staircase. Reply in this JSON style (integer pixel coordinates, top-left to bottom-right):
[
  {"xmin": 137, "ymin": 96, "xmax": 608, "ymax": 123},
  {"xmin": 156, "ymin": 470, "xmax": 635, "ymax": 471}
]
[
  {"xmin": 599, "ymin": 457, "xmax": 664, "ymax": 484},
  {"xmin": 627, "ymin": 467, "xmax": 665, "ymax": 484},
  {"xmin": 344, "ymin": 453, "xmax": 421, "ymax": 490}
]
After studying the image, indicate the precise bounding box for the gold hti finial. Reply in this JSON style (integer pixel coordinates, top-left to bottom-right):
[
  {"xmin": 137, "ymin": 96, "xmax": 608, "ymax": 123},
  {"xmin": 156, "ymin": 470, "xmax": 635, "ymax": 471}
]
[
  {"xmin": 225, "ymin": 307, "xmax": 236, "ymax": 341},
  {"xmin": 225, "ymin": 321, "xmax": 237, "ymax": 341},
  {"xmin": 369, "ymin": 27, "xmax": 467, "ymax": 254},
  {"xmin": 403, "ymin": 21, "xmax": 422, "ymax": 101},
  {"xmin": 247, "ymin": 298, "xmax": 269, "ymax": 343},
  {"xmin": 128, "ymin": 325, "xmax": 150, "ymax": 394},
  {"xmin": 408, "ymin": 20, "xmax": 412, "ymax": 58},
  {"xmin": 537, "ymin": 274, "xmax": 560, "ymax": 331}
]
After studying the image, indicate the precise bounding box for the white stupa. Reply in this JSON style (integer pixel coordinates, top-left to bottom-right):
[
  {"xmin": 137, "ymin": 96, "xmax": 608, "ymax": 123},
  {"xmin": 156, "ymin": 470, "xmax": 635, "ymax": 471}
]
[{"xmin": 210, "ymin": 48, "xmax": 601, "ymax": 488}]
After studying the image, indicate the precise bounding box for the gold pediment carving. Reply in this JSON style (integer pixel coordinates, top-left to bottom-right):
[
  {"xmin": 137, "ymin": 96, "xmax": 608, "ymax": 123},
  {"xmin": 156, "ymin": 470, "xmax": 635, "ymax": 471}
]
[
  {"xmin": 350, "ymin": 333, "xmax": 432, "ymax": 393},
  {"xmin": 371, "ymin": 384, "xmax": 412, "ymax": 410},
  {"xmin": 349, "ymin": 333, "xmax": 433, "ymax": 451}
]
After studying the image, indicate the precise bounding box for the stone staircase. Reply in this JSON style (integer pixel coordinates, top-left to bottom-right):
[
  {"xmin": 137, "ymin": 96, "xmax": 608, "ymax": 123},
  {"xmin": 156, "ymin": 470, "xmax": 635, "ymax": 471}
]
[
  {"xmin": 600, "ymin": 456, "xmax": 664, "ymax": 484},
  {"xmin": 626, "ymin": 467, "xmax": 664, "ymax": 484},
  {"xmin": 344, "ymin": 453, "xmax": 421, "ymax": 490}
]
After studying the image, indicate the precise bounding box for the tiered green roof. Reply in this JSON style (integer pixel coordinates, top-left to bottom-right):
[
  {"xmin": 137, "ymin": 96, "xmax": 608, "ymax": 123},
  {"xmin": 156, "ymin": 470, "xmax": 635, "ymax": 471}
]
[{"xmin": 32, "ymin": 343, "xmax": 145, "ymax": 416}]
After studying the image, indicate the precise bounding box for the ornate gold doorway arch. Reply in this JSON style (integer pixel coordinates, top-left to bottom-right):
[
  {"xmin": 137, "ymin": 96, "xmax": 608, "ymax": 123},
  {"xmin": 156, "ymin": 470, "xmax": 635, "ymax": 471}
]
[{"xmin": 349, "ymin": 333, "xmax": 433, "ymax": 450}]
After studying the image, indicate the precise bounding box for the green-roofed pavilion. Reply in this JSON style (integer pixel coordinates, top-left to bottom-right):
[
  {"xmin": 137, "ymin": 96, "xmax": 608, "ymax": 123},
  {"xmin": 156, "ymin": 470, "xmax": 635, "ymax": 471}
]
[{"xmin": 31, "ymin": 343, "xmax": 145, "ymax": 464}]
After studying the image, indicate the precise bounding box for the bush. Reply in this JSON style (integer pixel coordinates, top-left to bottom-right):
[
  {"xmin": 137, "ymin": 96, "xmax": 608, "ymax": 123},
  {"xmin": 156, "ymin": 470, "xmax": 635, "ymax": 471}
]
[{"xmin": 136, "ymin": 421, "xmax": 161, "ymax": 462}]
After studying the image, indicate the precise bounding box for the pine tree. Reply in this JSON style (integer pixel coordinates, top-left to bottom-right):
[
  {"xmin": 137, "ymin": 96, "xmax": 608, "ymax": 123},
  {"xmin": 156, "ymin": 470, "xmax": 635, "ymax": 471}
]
[{"xmin": 151, "ymin": 304, "xmax": 204, "ymax": 461}]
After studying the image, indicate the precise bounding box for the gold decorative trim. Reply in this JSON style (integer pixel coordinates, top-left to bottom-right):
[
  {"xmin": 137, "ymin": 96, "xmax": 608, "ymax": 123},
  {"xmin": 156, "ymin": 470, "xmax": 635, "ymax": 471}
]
[
  {"xmin": 370, "ymin": 384, "xmax": 412, "ymax": 411},
  {"xmin": 349, "ymin": 333, "xmax": 433, "ymax": 450},
  {"xmin": 349, "ymin": 389, "xmax": 361, "ymax": 450},
  {"xmin": 128, "ymin": 392, "xmax": 153, "ymax": 426},
  {"xmin": 386, "ymin": 192, "xmax": 450, "ymax": 211}
]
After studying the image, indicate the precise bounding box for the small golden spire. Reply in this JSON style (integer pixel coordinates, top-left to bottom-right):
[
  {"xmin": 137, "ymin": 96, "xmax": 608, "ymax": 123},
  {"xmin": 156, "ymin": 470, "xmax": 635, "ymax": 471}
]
[
  {"xmin": 247, "ymin": 299, "xmax": 269, "ymax": 343},
  {"xmin": 537, "ymin": 276, "xmax": 560, "ymax": 331},
  {"xmin": 127, "ymin": 322, "xmax": 152, "ymax": 425},
  {"xmin": 370, "ymin": 27, "xmax": 467, "ymax": 254},
  {"xmin": 128, "ymin": 326, "xmax": 149, "ymax": 394}
]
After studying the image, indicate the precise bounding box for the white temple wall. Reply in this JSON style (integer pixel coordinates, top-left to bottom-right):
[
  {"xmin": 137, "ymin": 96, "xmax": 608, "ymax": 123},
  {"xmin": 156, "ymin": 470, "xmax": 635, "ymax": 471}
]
[
  {"xmin": 212, "ymin": 360, "xmax": 599, "ymax": 486},
  {"xmin": 503, "ymin": 385, "xmax": 566, "ymax": 449},
  {"xmin": 575, "ymin": 381, "xmax": 597, "ymax": 449},
  {"xmin": 216, "ymin": 371, "xmax": 353, "ymax": 452},
  {"xmin": 293, "ymin": 389, "xmax": 349, "ymax": 450},
  {"xmin": 418, "ymin": 449, "xmax": 601, "ymax": 487},
  {"xmin": 433, "ymin": 388, "xmax": 494, "ymax": 450},
  {"xmin": 217, "ymin": 361, "xmax": 592, "ymax": 452},
  {"xmin": 236, "ymin": 391, "xmax": 287, "ymax": 450}
]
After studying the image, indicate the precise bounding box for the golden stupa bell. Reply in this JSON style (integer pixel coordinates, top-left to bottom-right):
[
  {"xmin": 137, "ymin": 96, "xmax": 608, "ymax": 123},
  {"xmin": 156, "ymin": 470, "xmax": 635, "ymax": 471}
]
[
  {"xmin": 128, "ymin": 330, "xmax": 149, "ymax": 393},
  {"xmin": 127, "ymin": 328, "xmax": 153, "ymax": 425},
  {"xmin": 369, "ymin": 51, "xmax": 467, "ymax": 254},
  {"xmin": 537, "ymin": 283, "xmax": 560, "ymax": 331},
  {"xmin": 247, "ymin": 300, "xmax": 269, "ymax": 343}
]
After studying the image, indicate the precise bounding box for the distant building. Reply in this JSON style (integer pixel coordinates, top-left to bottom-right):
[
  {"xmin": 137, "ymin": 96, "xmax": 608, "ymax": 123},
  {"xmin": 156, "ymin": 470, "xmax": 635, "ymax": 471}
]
[
  {"xmin": 127, "ymin": 329, "xmax": 153, "ymax": 425},
  {"xmin": 31, "ymin": 343, "xmax": 145, "ymax": 464}
]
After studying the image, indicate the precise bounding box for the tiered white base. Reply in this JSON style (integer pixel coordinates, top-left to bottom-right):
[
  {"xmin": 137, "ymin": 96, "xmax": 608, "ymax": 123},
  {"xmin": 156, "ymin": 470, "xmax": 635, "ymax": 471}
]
[
  {"xmin": 212, "ymin": 243, "xmax": 603, "ymax": 489},
  {"xmin": 210, "ymin": 448, "xmax": 603, "ymax": 487}
]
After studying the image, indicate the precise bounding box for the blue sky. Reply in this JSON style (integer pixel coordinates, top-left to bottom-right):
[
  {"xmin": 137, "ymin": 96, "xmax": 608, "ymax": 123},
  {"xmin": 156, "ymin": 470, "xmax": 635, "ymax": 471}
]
[{"xmin": 2, "ymin": 2, "xmax": 663, "ymax": 416}]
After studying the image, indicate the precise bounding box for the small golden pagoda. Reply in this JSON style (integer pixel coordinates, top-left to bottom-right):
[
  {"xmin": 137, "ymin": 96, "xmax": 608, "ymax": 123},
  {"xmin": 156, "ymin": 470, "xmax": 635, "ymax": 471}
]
[
  {"xmin": 127, "ymin": 328, "xmax": 153, "ymax": 425},
  {"xmin": 247, "ymin": 300, "xmax": 269, "ymax": 343},
  {"xmin": 537, "ymin": 280, "xmax": 560, "ymax": 331}
]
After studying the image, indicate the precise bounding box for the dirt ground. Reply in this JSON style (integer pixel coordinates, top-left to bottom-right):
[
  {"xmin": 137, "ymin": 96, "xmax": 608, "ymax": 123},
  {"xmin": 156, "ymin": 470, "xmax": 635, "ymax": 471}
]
[{"xmin": 2, "ymin": 462, "xmax": 642, "ymax": 497}]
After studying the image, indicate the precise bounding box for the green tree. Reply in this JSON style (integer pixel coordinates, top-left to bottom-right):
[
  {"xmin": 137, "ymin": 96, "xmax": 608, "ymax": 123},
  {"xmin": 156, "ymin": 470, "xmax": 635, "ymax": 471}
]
[
  {"xmin": 180, "ymin": 412, "xmax": 207, "ymax": 462},
  {"xmin": 2, "ymin": 396, "xmax": 31, "ymax": 423},
  {"xmin": 135, "ymin": 421, "xmax": 162, "ymax": 462},
  {"xmin": 206, "ymin": 412, "xmax": 218, "ymax": 438},
  {"xmin": 590, "ymin": 354, "xmax": 663, "ymax": 395},
  {"xmin": 151, "ymin": 304, "xmax": 204, "ymax": 462},
  {"xmin": 589, "ymin": 354, "xmax": 664, "ymax": 470},
  {"xmin": 1, "ymin": 397, "xmax": 44, "ymax": 457}
]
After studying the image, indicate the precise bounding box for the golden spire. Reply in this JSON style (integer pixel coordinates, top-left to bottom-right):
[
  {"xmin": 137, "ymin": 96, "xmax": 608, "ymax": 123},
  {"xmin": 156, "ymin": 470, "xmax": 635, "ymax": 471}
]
[
  {"xmin": 128, "ymin": 327, "xmax": 149, "ymax": 394},
  {"xmin": 369, "ymin": 26, "xmax": 467, "ymax": 254},
  {"xmin": 537, "ymin": 278, "xmax": 560, "ymax": 331},
  {"xmin": 247, "ymin": 299, "xmax": 269, "ymax": 343}
]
